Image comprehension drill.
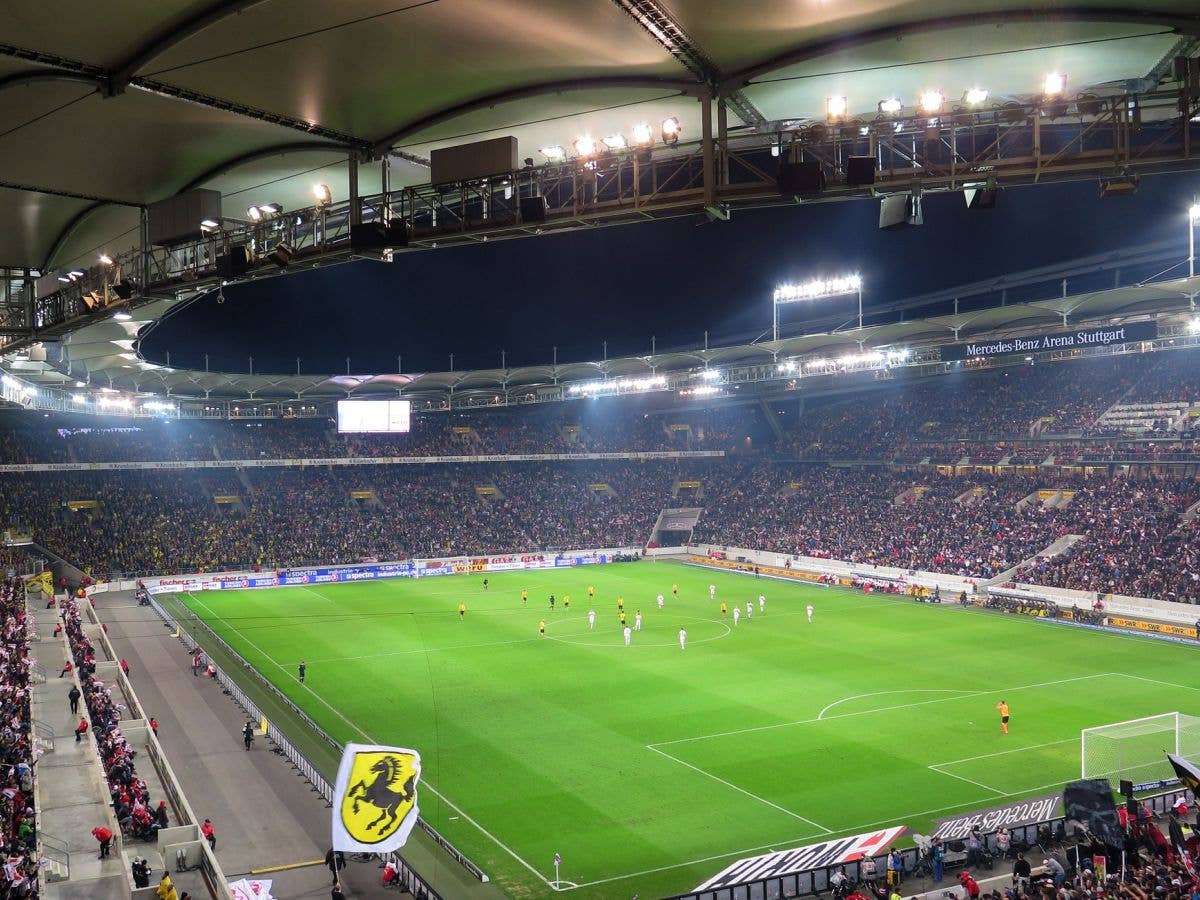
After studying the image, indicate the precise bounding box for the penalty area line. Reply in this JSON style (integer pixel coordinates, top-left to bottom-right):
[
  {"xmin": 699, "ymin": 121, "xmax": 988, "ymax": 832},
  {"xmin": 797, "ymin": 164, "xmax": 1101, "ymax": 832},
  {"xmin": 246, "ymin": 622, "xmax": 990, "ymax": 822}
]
[
  {"xmin": 180, "ymin": 593, "xmax": 557, "ymax": 889},
  {"xmin": 646, "ymin": 745, "xmax": 832, "ymax": 834}
]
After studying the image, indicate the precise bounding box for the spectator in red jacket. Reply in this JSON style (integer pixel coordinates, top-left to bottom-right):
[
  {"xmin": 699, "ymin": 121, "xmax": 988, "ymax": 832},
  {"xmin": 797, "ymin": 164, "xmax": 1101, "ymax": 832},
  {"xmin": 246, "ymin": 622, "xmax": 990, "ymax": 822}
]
[
  {"xmin": 200, "ymin": 818, "xmax": 216, "ymax": 851},
  {"xmin": 74, "ymin": 717, "xmax": 88, "ymax": 743},
  {"xmin": 92, "ymin": 825, "xmax": 112, "ymax": 858},
  {"xmin": 958, "ymin": 871, "xmax": 980, "ymax": 899}
]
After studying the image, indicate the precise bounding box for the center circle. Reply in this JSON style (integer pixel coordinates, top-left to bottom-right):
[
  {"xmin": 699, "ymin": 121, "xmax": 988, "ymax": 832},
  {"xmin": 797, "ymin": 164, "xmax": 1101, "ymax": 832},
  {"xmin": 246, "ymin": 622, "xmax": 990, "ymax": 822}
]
[{"xmin": 545, "ymin": 613, "xmax": 732, "ymax": 647}]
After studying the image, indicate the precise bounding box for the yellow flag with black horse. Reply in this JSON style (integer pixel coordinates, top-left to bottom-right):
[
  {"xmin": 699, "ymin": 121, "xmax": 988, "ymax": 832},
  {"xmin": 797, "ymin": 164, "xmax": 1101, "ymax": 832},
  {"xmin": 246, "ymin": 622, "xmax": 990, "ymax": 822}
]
[
  {"xmin": 331, "ymin": 743, "xmax": 421, "ymax": 853},
  {"xmin": 24, "ymin": 570, "xmax": 53, "ymax": 596}
]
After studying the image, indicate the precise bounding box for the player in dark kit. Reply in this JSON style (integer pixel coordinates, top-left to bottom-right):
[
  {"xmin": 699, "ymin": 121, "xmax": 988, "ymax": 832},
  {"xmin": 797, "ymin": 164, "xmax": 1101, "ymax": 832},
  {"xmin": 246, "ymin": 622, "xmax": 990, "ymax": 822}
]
[
  {"xmin": 298, "ymin": 661, "xmax": 306, "ymax": 683},
  {"xmin": 549, "ymin": 595, "xmax": 555, "ymax": 610},
  {"xmin": 482, "ymin": 578, "xmax": 489, "ymax": 591}
]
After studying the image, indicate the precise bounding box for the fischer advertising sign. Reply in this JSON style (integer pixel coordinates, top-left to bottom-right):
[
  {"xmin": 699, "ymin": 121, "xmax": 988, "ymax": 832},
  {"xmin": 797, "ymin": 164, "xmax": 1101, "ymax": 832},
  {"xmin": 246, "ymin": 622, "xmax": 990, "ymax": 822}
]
[
  {"xmin": 931, "ymin": 794, "xmax": 1062, "ymax": 841},
  {"xmin": 695, "ymin": 827, "xmax": 907, "ymax": 891}
]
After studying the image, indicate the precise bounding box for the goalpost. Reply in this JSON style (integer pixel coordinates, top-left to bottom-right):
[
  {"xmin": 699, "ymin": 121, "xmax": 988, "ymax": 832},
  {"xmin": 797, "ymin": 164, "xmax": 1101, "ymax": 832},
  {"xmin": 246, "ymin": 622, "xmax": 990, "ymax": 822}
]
[{"xmin": 1081, "ymin": 712, "xmax": 1200, "ymax": 783}]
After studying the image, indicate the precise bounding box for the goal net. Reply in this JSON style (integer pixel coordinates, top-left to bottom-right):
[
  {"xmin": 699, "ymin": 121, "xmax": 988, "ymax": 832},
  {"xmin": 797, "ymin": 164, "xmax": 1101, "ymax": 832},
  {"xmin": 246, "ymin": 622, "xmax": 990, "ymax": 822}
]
[{"xmin": 1081, "ymin": 712, "xmax": 1200, "ymax": 783}]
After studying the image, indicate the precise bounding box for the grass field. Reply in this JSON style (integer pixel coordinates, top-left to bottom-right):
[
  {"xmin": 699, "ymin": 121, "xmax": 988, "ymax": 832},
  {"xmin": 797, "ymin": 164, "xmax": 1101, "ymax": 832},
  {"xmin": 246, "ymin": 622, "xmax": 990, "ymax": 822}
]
[{"xmin": 172, "ymin": 561, "xmax": 1200, "ymax": 899}]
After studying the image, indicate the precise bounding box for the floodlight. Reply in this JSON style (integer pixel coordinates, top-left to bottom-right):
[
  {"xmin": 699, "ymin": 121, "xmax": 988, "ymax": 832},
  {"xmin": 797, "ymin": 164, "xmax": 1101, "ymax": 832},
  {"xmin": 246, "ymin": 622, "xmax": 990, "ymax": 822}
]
[
  {"xmin": 68, "ymin": 270, "xmax": 83, "ymax": 278},
  {"xmin": 200, "ymin": 218, "xmax": 220, "ymax": 232},
  {"xmin": 878, "ymin": 97, "xmax": 903, "ymax": 114},
  {"xmin": 1189, "ymin": 318, "xmax": 1200, "ymax": 334},
  {"xmin": 919, "ymin": 90, "xmax": 944, "ymax": 113},
  {"xmin": 112, "ymin": 312, "xmax": 132, "ymax": 321},
  {"xmin": 661, "ymin": 117, "xmax": 681, "ymax": 145},
  {"xmin": 259, "ymin": 202, "xmax": 282, "ymax": 216},
  {"xmin": 964, "ymin": 87, "xmax": 989, "ymax": 105},
  {"xmin": 1043, "ymin": 72, "xmax": 1066, "ymax": 96},
  {"xmin": 312, "ymin": 183, "xmax": 332, "ymax": 205},
  {"xmin": 631, "ymin": 122, "xmax": 653, "ymax": 145},
  {"xmin": 602, "ymin": 133, "xmax": 627, "ymax": 150},
  {"xmin": 1189, "ymin": 203, "xmax": 1200, "ymax": 223},
  {"xmin": 573, "ymin": 135, "xmax": 597, "ymax": 157},
  {"xmin": 246, "ymin": 205, "xmax": 263, "ymax": 222},
  {"xmin": 826, "ymin": 96, "xmax": 848, "ymax": 118},
  {"xmin": 540, "ymin": 145, "xmax": 566, "ymax": 162},
  {"xmin": 98, "ymin": 253, "xmax": 115, "ymax": 266}
]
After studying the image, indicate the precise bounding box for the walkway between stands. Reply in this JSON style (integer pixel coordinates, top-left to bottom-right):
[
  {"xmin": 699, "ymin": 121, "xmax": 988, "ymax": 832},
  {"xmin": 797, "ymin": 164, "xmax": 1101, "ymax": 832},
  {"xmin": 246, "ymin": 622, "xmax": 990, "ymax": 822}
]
[
  {"xmin": 32, "ymin": 602, "xmax": 127, "ymax": 900},
  {"xmin": 100, "ymin": 593, "xmax": 421, "ymax": 899}
]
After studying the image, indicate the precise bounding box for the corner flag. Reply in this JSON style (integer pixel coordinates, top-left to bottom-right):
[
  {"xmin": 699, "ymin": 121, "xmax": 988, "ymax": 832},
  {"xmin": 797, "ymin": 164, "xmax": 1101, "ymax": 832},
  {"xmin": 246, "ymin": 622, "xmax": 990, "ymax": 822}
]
[
  {"xmin": 1168, "ymin": 753, "xmax": 1200, "ymax": 800},
  {"xmin": 331, "ymin": 743, "xmax": 421, "ymax": 853}
]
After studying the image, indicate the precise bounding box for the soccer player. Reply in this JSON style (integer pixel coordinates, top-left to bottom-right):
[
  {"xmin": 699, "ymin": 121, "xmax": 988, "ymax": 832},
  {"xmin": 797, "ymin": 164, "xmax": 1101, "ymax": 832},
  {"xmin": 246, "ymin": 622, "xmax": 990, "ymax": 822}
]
[
  {"xmin": 672, "ymin": 583, "xmax": 678, "ymax": 597},
  {"xmin": 678, "ymin": 628, "xmax": 687, "ymax": 650},
  {"xmin": 482, "ymin": 578, "xmax": 489, "ymax": 591},
  {"xmin": 732, "ymin": 606, "xmax": 740, "ymax": 626},
  {"xmin": 587, "ymin": 584, "xmax": 594, "ymax": 600},
  {"xmin": 719, "ymin": 601, "xmax": 727, "ymax": 618},
  {"xmin": 996, "ymin": 699, "xmax": 1010, "ymax": 734},
  {"xmin": 563, "ymin": 594, "xmax": 570, "ymax": 609},
  {"xmin": 759, "ymin": 594, "xmax": 766, "ymax": 613},
  {"xmin": 657, "ymin": 593, "xmax": 664, "ymax": 609},
  {"xmin": 634, "ymin": 611, "xmax": 643, "ymax": 632},
  {"xmin": 548, "ymin": 594, "xmax": 555, "ymax": 610},
  {"xmin": 709, "ymin": 584, "xmax": 717, "ymax": 600},
  {"xmin": 458, "ymin": 602, "xmax": 466, "ymax": 620},
  {"xmin": 806, "ymin": 603, "xmax": 814, "ymax": 623},
  {"xmin": 539, "ymin": 620, "xmax": 546, "ymax": 638},
  {"xmin": 617, "ymin": 596, "xmax": 624, "ymax": 611},
  {"xmin": 623, "ymin": 625, "xmax": 632, "ymax": 647},
  {"xmin": 745, "ymin": 601, "xmax": 753, "ymax": 620},
  {"xmin": 587, "ymin": 609, "xmax": 596, "ymax": 630},
  {"xmin": 298, "ymin": 661, "xmax": 306, "ymax": 683},
  {"xmin": 619, "ymin": 610, "xmax": 627, "ymax": 627},
  {"xmin": 521, "ymin": 589, "xmax": 528, "ymax": 607}
]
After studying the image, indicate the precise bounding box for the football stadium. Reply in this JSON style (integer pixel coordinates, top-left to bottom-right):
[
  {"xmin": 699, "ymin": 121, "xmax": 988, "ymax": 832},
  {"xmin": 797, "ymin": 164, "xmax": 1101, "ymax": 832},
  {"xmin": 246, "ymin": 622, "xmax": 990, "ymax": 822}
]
[{"xmin": 4, "ymin": 4, "xmax": 1200, "ymax": 900}]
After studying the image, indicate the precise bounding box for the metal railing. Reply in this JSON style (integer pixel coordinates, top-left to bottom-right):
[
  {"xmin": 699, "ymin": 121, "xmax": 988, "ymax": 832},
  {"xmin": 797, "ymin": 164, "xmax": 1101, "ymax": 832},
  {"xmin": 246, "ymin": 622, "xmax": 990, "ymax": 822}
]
[
  {"xmin": 147, "ymin": 597, "xmax": 450, "ymax": 899},
  {"xmin": 39, "ymin": 832, "xmax": 70, "ymax": 883}
]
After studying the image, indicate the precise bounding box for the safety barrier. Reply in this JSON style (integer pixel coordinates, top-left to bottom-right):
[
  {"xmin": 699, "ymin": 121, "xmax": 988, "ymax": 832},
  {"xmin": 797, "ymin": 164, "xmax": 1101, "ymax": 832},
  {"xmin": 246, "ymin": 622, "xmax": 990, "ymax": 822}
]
[
  {"xmin": 148, "ymin": 597, "xmax": 448, "ymax": 899},
  {"xmin": 660, "ymin": 787, "xmax": 1189, "ymax": 900}
]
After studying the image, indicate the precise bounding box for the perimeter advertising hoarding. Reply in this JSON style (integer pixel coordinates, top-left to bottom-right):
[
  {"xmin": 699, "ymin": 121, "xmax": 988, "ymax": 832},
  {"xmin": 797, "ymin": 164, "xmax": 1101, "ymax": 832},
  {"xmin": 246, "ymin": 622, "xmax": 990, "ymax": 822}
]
[
  {"xmin": 931, "ymin": 793, "xmax": 1062, "ymax": 841},
  {"xmin": 940, "ymin": 322, "xmax": 1156, "ymax": 361},
  {"xmin": 695, "ymin": 827, "xmax": 907, "ymax": 891}
]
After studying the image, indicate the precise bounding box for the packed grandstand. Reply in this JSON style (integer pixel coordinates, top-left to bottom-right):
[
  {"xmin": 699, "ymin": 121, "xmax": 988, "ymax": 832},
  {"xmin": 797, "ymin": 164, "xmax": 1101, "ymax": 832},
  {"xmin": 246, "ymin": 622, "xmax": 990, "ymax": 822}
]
[{"xmin": 4, "ymin": 348, "xmax": 1200, "ymax": 602}]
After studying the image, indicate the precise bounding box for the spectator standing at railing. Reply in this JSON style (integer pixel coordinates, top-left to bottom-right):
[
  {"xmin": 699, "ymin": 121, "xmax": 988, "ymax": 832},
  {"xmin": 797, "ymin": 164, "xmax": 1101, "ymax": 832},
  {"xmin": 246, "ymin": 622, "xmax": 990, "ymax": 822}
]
[{"xmin": 200, "ymin": 818, "xmax": 215, "ymax": 851}]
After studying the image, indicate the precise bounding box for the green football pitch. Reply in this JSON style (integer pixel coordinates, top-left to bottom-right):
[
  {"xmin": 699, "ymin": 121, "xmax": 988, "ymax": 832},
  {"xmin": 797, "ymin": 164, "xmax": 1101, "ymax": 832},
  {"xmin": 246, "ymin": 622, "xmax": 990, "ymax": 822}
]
[{"xmin": 171, "ymin": 561, "xmax": 1200, "ymax": 899}]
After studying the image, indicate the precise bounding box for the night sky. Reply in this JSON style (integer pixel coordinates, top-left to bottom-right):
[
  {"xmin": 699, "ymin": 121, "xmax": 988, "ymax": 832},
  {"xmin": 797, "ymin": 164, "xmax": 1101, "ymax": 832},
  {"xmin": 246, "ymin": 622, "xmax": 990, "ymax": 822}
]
[{"xmin": 142, "ymin": 172, "xmax": 1200, "ymax": 376}]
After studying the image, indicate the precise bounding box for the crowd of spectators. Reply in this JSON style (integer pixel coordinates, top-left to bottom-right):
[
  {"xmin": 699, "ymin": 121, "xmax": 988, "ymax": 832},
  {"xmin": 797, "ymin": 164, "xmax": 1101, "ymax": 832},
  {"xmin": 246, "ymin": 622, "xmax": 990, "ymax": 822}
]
[
  {"xmin": 1014, "ymin": 476, "xmax": 1200, "ymax": 602},
  {"xmin": 0, "ymin": 576, "xmax": 38, "ymax": 898},
  {"xmin": 0, "ymin": 462, "xmax": 686, "ymax": 574},
  {"xmin": 60, "ymin": 597, "xmax": 169, "ymax": 845}
]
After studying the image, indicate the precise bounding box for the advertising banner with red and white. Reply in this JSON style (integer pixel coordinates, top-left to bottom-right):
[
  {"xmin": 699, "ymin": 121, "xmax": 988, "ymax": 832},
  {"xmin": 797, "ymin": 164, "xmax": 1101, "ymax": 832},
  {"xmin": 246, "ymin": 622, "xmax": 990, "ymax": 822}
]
[{"xmin": 695, "ymin": 826, "xmax": 907, "ymax": 891}]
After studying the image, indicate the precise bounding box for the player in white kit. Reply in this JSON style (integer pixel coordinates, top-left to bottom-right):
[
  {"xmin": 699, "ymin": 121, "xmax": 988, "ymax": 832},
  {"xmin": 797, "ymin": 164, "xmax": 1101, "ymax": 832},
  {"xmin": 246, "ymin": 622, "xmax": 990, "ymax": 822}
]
[
  {"xmin": 678, "ymin": 628, "xmax": 687, "ymax": 650},
  {"xmin": 634, "ymin": 611, "xmax": 643, "ymax": 631},
  {"xmin": 732, "ymin": 606, "xmax": 740, "ymax": 626},
  {"xmin": 758, "ymin": 594, "xmax": 765, "ymax": 613},
  {"xmin": 656, "ymin": 593, "xmax": 664, "ymax": 609},
  {"xmin": 806, "ymin": 604, "xmax": 814, "ymax": 623},
  {"xmin": 623, "ymin": 625, "xmax": 632, "ymax": 646},
  {"xmin": 587, "ymin": 609, "xmax": 596, "ymax": 630},
  {"xmin": 745, "ymin": 601, "xmax": 753, "ymax": 619},
  {"xmin": 709, "ymin": 584, "xmax": 716, "ymax": 599}
]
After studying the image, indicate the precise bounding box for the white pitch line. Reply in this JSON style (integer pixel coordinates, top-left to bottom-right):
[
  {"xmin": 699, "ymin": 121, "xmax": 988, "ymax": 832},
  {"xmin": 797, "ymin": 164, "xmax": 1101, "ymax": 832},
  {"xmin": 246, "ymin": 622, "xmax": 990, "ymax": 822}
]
[
  {"xmin": 302, "ymin": 635, "xmax": 542, "ymax": 664},
  {"xmin": 927, "ymin": 765, "xmax": 1006, "ymax": 796},
  {"xmin": 1115, "ymin": 672, "xmax": 1200, "ymax": 694},
  {"xmin": 818, "ymin": 689, "xmax": 973, "ymax": 720},
  {"xmin": 650, "ymin": 673, "xmax": 1115, "ymax": 748},
  {"xmin": 182, "ymin": 593, "xmax": 556, "ymax": 888},
  {"xmin": 646, "ymin": 745, "xmax": 832, "ymax": 833},
  {"xmin": 929, "ymin": 737, "xmax": 1077, "ymax": 768}
]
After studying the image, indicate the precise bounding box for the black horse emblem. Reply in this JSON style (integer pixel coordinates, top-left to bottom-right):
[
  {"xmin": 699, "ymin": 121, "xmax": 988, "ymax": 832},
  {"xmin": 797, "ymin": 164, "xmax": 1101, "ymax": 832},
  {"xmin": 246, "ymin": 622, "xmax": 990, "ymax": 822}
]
[{"xmin": 346, "ymin": 755, "xmax": 417, "ymax": 836}]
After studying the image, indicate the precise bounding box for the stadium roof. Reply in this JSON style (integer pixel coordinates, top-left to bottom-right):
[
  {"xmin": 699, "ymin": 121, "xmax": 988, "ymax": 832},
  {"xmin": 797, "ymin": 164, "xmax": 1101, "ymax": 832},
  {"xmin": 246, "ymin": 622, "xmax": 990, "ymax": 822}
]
[
  {"xmin": 2, "ymin": 1, "xmax": 1198, "ymax": 273},
  {"xmin": 5, "ymin": 271, "xmax": 1197, "ymax": 404}
]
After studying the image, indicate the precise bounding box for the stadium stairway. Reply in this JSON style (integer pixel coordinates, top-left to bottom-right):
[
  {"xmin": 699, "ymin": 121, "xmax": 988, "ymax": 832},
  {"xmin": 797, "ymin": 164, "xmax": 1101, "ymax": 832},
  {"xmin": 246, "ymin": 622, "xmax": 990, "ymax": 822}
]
[
  {"xmin": 31, "ymin": 600, "xmax": 128, "ymax": 900},
  {"xmin": 983, "ymin": 533, "xmax": 1087, "ymax": 587}
]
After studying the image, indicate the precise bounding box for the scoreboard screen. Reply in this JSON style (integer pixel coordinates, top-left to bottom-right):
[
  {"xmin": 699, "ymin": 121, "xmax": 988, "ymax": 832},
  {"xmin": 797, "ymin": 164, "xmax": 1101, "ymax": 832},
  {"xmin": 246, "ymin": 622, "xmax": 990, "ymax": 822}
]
[{"xmin": 336, "ymin": 400, "xmax": 411, "ymax": 433}]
